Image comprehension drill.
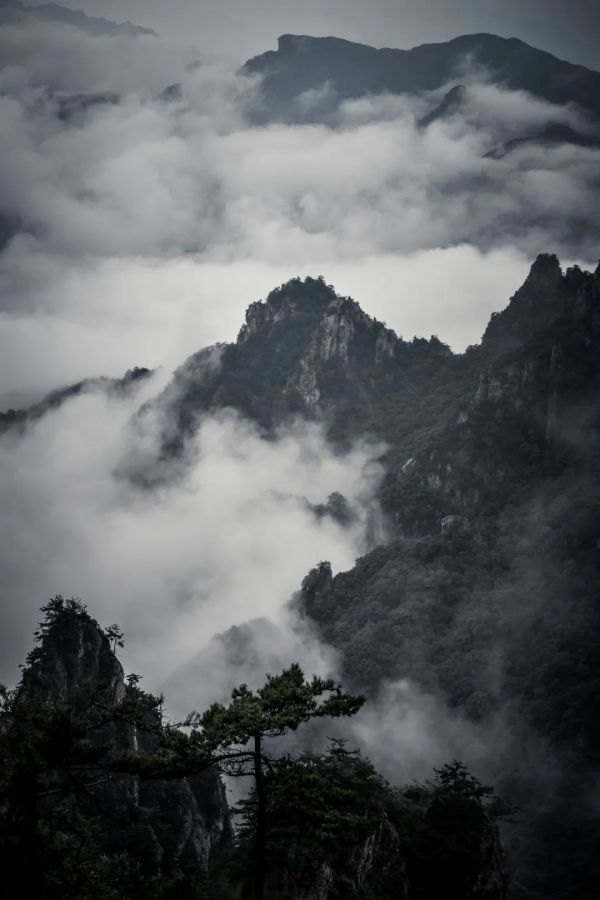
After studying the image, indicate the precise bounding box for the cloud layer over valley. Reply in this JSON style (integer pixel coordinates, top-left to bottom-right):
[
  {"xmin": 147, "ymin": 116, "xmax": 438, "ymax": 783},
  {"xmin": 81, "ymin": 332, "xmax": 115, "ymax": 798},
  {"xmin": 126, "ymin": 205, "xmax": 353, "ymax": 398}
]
[
  {"xmin": 1, "ymin": 14, "xmax": 600, "ymax": 800},
  {"xmin": 1, "ymin": 18, "xmax": 599, "ymax": 404},
  {"xmin": 0, "ymin": 377, "xmax": 383, "ymax": 693}
]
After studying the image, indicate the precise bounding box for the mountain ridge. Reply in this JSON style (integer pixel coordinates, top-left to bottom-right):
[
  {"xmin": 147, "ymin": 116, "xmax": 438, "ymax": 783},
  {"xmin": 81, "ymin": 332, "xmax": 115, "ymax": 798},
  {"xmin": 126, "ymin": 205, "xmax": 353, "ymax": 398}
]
[
  {"xmin": 0, "ymin": 0, "xmax": 157, "ymax": 37},
  {"xmin": 3, "ymin": 253, "xmax": 600, "ymax": 895},
  {"xmin": 243, "ymin": 32, "xmax": 600, "ymax": 123},
  {"xmin": 132, "ymin": 253, "xmax": 600, "ymax": 897}
]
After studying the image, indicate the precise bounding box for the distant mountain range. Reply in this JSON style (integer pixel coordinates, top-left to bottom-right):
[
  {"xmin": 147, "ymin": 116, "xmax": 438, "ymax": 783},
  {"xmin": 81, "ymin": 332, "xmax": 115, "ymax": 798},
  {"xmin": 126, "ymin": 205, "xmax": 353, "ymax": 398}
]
[
  {"xmin": 243, "ymin": 32, "xmax": 600, "ymax": 124},
  {"xmin": 0, "ymin": 0, "xmax": 157, "ymax": 37}
]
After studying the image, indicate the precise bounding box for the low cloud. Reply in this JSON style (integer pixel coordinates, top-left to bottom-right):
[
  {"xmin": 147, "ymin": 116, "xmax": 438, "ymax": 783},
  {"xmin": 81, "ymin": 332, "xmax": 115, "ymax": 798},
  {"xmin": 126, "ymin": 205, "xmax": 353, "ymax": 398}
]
[
  {"xmin": 1, "ymin": 23, "xmax": 599, "ymax": 405},
  {"xmin": 0, "ymin": 384, "xmax": 383, "ymax": 699},
  {"xmin": 1, "ymin": 18, "xmax": 599, "ymax": 813}
]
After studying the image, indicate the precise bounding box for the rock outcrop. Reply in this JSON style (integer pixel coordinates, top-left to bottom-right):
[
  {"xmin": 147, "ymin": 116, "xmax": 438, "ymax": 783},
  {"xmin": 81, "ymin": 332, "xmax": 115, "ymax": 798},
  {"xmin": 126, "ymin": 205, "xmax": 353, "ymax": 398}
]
[{"xmin": 17, "ymin": 600, "xmax": 231, "ymax": 877}]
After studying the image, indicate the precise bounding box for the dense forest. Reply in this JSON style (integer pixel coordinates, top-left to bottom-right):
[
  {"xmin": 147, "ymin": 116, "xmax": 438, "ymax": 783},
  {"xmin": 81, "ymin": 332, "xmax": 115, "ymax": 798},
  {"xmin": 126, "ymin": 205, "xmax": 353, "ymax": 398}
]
[{"xmin": 0, "ymin": 598, "xmax": 508, "ymax": 899}]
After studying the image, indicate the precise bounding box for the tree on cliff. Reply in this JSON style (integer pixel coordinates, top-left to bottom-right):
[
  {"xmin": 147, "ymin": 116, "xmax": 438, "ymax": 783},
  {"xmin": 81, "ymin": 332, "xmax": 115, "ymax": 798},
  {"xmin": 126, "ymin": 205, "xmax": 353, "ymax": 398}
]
[
  {"xmin": 0, "ymin": 597, "xmax": 165, "ymax": 898},
  {"xmin": 185, "ymin": 663, "xmax": 364, "ymax": 900}
]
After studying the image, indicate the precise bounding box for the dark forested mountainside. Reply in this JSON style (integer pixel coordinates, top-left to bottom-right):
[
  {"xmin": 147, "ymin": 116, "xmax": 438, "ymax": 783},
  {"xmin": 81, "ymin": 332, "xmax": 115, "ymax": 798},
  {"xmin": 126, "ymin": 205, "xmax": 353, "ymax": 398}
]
[
  {"xmin": 0, "ymin": 598, "xmax": 231, "ymax": 899},
  {"xmin": 243, "ymin": 33, "xmax": 600, "ymax": 123},
  {"xmin": 1, "ymin": 601, "xmax": 507, "ymax": 899},
  {"xmin": 139, "ymin": 255, "xmax": 599, "ymax": 527},
  {"xmin": 120, "ymin": 254, "xmax": 600, "ymax": 898}
]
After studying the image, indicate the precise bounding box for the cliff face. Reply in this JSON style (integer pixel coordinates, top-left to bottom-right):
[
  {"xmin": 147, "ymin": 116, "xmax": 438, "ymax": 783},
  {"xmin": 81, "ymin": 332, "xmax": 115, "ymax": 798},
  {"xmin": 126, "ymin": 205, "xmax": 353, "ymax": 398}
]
[
  {"xmin": 17, "ymin": 601, "xmax": 231, "ymax": 877},
  {"xmin": 136, "ymin": 275, "xmax": 450, "ymax": 480},
  {"xmin": 239, "ymin": 282, "xmax": 401, "ymax": 408},
  {"xmin": 139, "ymin": 256, "xmax": 600, "ymax": 538}
]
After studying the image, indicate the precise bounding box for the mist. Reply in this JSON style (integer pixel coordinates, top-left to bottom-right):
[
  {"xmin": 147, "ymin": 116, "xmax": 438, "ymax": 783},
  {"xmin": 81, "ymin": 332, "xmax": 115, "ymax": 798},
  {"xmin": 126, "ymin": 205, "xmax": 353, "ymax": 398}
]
[
  {"xmin": 2, "ymin": 18, "xmax": 598, "ymax": 409},
  {"xmin": 1, "ymin": 9, "xmax": 600, "ymax": 860},
  {"xmin": 0, "ymin": 373, "xmax": 386, "ymax": 695}
]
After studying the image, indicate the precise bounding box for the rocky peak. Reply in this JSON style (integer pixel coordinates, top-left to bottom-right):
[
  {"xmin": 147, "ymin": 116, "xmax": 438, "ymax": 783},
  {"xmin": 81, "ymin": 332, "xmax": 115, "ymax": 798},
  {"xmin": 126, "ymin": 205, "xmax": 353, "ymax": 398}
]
[
  {"xmin": 238, "ymin": 276, "xmax": 339, "ymax": 342},
  {"xmin": 481, "ymin": 252, "xmax": 570, "ymax": 355},
  {"xmin": 301, "ymin": 561, "xmax": 333, "ymax": 597},
  {"xmin": 236, "ymin": 278, "xmax": 401, "ymax": 413},
  {"xmin": 524, "ymin": 253, "xmax": 563, "ymax": 289},
  {"xmin": 15, "ymin": 597, "xmax": 232, "ymax": 876},
  {"xmin": 21, "ymin": 598, "xmax": 124, "ymax": 704}
]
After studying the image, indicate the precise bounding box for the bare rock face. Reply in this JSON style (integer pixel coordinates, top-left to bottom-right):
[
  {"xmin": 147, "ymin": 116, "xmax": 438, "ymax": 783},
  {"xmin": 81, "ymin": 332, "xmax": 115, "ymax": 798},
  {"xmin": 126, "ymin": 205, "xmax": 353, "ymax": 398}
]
[
  {"xmin": 283, "ymin": 294, "xmax": 398, "ymax": 407},
  {"xmin": 137, "ymin": 275, "xmax": 422, "ymax": 476}
]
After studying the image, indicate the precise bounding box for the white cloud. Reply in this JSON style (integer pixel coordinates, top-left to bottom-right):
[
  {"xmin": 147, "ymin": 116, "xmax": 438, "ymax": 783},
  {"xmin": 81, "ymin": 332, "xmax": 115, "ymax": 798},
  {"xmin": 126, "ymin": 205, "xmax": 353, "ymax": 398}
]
[
  {"xmin": 0, "ymin": 388, "xmax": 383, "ymax": 702},
  {"xmin": 1, "ymin": 18, "xmax": 598, "ymax": 787}
]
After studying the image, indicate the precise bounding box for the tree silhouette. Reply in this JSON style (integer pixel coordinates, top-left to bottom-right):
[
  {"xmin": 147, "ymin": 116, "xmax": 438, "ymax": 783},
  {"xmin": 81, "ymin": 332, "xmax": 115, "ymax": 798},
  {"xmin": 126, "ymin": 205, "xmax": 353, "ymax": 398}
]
[{"xmin": 187, "ymin": 664, "xmax": 364, "ymax": 900}]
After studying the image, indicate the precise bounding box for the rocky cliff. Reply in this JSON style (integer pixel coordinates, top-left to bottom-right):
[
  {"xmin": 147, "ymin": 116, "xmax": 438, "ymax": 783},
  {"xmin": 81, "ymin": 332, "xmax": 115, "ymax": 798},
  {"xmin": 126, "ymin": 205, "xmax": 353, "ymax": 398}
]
[{"xmin": 9, "ymin": 598, "xmax": 231, "ymax": 890}]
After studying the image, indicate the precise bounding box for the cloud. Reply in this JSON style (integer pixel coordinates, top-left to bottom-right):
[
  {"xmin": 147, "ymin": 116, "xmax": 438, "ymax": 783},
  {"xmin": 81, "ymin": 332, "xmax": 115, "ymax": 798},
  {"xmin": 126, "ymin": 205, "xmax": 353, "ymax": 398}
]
[
  {"xmin": 0, "ymin": 20, "xmax": 186, "ymax": 93},
  {"xmin": 1, "ymin": 24, "xmax": 598, "ymax": 406},
  {"xmin": 0, "ymin": 386, "xmax": 383, "ymax": 700},
  {"xmin": 1, "ymin": 15, "xmax": 599, "ymax": 795}
]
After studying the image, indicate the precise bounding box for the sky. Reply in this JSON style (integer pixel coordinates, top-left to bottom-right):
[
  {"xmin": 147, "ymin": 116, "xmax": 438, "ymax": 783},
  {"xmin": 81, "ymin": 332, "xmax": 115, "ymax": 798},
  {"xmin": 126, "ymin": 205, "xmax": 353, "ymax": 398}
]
[
  {"xmin": 30, "ymin": 0, "xmax": 600, "ymax": 69},
  {"xmin": 0, "ymin": 0, "xmax": 599, "ymax": 780}
]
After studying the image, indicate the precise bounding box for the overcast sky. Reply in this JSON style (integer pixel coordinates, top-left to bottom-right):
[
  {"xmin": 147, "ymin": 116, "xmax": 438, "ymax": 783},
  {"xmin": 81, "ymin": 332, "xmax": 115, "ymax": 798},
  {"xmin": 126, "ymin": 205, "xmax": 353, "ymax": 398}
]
[{"xmin": 31, "ymin": 0, "xmax": 600, "ymax": 69}]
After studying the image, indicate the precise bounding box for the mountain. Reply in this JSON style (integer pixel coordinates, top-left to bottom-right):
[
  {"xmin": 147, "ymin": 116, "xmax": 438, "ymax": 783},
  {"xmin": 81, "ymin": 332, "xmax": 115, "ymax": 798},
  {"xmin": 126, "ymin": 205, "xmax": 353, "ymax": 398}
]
[
  {"xmin": 243, "ymin": 33, "xmax": 600, "ymax": 123},
  {"xmin": 0, "ymin": 0, "xmax": 157, "ymax": 37},
  {"xmin": 126, "ymin": 255, "xmax": 600, "ymax": 898},
  {"xmin": 0, "ymin": 366, "xmax": 152, "ymax": 435},
  {"xmin": 134, "ymin": 275, "xmax": 453, "ymax": 481},
  {"xmin": 0, "ymin": 598, "xmax": 231, "ymax": 898},
  {"xmin": 1, "ymin": 599, "xmax": 508, "ymax": 899},
  {"xmin": 3, "ymin": 256, "xmax": 599, "ymax": 896}
]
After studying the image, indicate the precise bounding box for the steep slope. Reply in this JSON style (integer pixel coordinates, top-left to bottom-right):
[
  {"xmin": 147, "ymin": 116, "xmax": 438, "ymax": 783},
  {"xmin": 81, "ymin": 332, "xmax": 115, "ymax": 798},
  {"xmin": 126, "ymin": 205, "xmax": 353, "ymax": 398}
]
[
  {"xmin": 133, "ymin": 255, "xmax": 600, "ymax": 898},
  {"xmin": 132, "ymin": 275, "xmax": 454, "ymax": 480},
  {"xmin": 2, "ymin": 601, "xmax": 509, "ymax": 899},
  {"xmin": 1, "ymin": 599, "xmax": 231, "ymax": 897},
  {"xmin": 294, "ymin": 258, "xmax": 600, "ymax": 897},
  {"xmin": 243, "ymin": 33, "xmax": 600, "ymax": 123}
]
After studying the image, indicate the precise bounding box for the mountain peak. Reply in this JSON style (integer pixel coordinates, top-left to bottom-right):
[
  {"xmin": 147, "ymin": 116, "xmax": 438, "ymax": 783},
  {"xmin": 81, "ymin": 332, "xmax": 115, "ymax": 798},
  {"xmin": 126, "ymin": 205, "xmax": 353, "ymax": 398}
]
[
  {"xmin": 526, "ymin": 252, "xmax": 563, "ymax": 286},
  {"xmin": 481, "ymin": 252, "xmax": 570, "ymax": 354},
  {"xmin": 238, "ymin": 276, "xmax": 346, "ymax": 343},
  {"xmin": 20, "ymin": 597, "xmax": 124, "ymax": 703}
]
